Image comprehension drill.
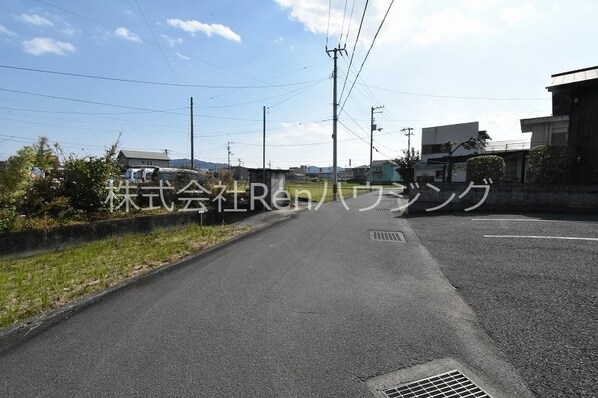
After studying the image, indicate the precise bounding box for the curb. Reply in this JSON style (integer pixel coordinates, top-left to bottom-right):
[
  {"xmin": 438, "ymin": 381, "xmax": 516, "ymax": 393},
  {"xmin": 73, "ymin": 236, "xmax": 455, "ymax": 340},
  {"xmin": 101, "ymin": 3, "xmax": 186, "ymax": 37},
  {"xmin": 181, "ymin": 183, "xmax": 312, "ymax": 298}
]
[{"xmin": 0, "ymin": 209, "xmax": 301, "ymax": 355}]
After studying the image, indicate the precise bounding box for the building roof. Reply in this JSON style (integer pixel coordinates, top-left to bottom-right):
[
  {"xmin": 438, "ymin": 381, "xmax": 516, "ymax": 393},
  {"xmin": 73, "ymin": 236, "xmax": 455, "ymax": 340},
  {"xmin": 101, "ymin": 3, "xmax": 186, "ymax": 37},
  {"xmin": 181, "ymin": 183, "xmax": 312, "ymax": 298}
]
[
  {"xmin": 547, "ymin": 66, "xmax": 598, "ymax": 89},
  {"xmin": 371, "ymin": 160, "xmax": 396, "ymax": 167},
  {"xmin": 520, "ymin": 115, "xmax": 569, "ymax": 132},
  {"xmin": 119, "ymin": 150, "xmax": 170, "ymax": 161}
]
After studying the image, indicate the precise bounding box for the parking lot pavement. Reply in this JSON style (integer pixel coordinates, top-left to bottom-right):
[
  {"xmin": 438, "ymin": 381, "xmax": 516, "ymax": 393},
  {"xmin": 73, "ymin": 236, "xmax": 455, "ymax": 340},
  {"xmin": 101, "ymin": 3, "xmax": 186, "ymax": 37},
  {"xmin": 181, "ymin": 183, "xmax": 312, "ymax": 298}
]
[{"xmin": 405, "ymin": 213, "xmax": 598, "ymax": 397}]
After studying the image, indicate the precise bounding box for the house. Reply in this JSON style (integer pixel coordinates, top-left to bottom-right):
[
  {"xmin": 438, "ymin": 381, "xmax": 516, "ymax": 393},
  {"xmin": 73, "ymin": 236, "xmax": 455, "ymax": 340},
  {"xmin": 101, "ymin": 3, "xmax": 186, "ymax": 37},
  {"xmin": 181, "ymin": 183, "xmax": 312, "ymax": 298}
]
[
  {"xmin": 287, "ymin": 166, "xmax": 308, "ymax": 181},
  {"xmin": 117, "ymin": 150, "xmax": 170, "ymax": 170},
  {"xmin": 416, "ymin": 122, "xmax": 491, "ymax": 182},
  {"xmin": 305, "ymin": 166, "xmax": 346, "ymax": 180},
  {"xmin": 420, "ymin": 121, "xmax": 491, "ymax": 162},
  {"xmin": 369, "ymin": 160, "xmax": 400, "ymax": 184},
  {"xmin": 521, "ymin": 65, "xmax": 598, "ymax": 183},
  {"xmin": 351, "ymin": 165, "xmax": 369, "ymax": 184},
  {"xmin": 415, "ymin": 121, "xmax": 528, "ymax": 183}
]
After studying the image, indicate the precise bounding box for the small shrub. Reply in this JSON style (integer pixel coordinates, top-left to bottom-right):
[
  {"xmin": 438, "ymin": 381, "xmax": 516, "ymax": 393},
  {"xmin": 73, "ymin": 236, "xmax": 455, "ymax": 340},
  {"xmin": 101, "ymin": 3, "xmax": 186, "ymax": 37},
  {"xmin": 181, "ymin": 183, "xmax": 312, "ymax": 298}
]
[
  {"xmin": 466, "ymin": 155, "xmax": 505, "ymax": 183},
  {"xmin": 528, "ymin": 145, "xmax": 575, "ymax": 184},
  {"xmin": 0, "ymin": 207, "xmax": 18, "ymax": 233}
]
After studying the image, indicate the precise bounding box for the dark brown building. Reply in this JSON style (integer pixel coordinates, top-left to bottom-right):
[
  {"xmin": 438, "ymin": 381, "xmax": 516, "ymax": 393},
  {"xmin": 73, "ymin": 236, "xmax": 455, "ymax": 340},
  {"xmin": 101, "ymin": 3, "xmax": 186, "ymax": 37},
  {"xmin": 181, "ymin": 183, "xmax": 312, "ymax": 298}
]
[{"xmin": 547, "ymin": 66, "xmax": 598, "ymax": 183}]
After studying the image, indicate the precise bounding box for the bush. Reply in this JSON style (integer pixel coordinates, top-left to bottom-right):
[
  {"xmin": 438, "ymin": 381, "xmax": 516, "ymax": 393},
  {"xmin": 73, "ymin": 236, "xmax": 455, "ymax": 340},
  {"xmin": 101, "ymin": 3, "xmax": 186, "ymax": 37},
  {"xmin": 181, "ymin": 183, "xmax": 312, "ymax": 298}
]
[
  {"xmin": 0, "ymin": 207, "xmax": 18, "ymax": 233},
  {"xmin": 466, "ymin": 155, "xmax": 505, "ymax": 183},
  {"xmin": 0, "ymin": 146, "xmax": 35, "ymax": 208},
  {"xmin": 528, "ymin": 145, "xmax": 574, "ymax": 184},
  {"xmin": 63, "ymin": 156, "xmax": 119, "ymax": 214}
]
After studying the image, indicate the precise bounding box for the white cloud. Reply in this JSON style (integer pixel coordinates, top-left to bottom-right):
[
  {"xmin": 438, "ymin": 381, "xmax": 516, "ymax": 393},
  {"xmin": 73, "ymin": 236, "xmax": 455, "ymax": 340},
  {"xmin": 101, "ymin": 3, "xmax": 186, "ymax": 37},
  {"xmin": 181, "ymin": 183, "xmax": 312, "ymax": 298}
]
[
  {"xmin": 15, "ymin": 14, "xmax": 53, "ymax": 27},
  {"xmin": 0, "ymin": 24, "xmax": 17, "ymax": 36},
  {"xmin": 275, "ymin": 0, "xmax": 334, "ymax": 35},
  {"xmin": 499, "ymin": 5, "xmax": 536, "ymax": 26},
  {"xmin": 160, "ymin": 33, "xmax": 183, "ymax": 48},
  {"xmin": 275, "ymin": 0, "xmax": 492, "ymax": 48},
  {"xmin": 62, "ymin": 22, "xmax": 81, "ymax": 36},
  {"xmin": 22, "ymin": 37, "xmax": 76, "ymax": 55},
  {"xmin": 115, "ymin": 27, "xmax": 142, "ymax": 42},
  {"xmin": 414, "ymin": 10, "xmax": 489, "ymax": 46},
  {"xmin": 176, "ymin": 52, "xmax": 190, "ymax": 60},
  {"xmin": 166, "ymin": 18, "xmax": 241, "ymax": 43},
  {"xmin": 274, "ymin": 35, "xmax": 285, "ymax": 44}
]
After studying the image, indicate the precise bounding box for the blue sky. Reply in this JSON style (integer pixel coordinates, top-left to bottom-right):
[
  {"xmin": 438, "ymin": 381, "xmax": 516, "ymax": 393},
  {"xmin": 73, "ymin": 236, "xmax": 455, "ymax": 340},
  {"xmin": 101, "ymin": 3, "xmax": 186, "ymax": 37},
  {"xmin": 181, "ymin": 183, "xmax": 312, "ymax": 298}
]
[{"xmin": 1, "ymin": 0, "xmax": 597, "ymax": 168}]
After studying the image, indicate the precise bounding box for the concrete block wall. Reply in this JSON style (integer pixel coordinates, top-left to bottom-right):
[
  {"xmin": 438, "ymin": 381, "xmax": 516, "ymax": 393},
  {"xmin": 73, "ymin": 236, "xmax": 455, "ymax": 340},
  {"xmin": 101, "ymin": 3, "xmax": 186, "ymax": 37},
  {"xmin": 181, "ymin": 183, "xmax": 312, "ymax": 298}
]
[{"xmin": 406, "ymin": 183, "xmax": 598, "ymax": 214}]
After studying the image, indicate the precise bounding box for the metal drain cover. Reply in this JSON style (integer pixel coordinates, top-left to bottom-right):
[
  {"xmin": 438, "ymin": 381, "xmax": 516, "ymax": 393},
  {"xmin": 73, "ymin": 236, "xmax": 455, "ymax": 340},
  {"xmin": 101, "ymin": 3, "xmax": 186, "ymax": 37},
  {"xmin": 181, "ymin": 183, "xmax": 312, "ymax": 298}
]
[
  {"xmin": 383, "ymin": 370, "xmax": 492, "ymax": 398},
  {"xmin": 374, "ymin": 209, "xmax": 392, "ymax": 213},
  {"xmin": 370, "ymin": 231, "xmax": 405, "ymax": 242}
]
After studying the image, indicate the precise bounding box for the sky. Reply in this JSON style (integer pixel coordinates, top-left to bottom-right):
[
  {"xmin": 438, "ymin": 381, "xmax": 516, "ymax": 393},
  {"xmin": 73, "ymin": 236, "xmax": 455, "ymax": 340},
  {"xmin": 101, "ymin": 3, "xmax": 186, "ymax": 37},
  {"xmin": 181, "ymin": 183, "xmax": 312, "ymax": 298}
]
[{"xmin": 0, "ymin": 0, "xmax": 597, "ymax": 169}]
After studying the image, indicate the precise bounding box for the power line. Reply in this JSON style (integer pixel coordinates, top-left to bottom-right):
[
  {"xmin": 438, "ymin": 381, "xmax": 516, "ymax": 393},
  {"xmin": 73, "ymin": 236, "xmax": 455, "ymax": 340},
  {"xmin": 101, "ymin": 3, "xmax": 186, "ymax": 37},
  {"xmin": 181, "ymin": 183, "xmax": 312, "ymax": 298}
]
[
  {"xmin": 0, "ymin": 105, "xmax": 187, "ymax": 116},
  {"xmin": 34, "ymin": 0, "xmax": 327, "ymax": 92},
  {"xmin": 0, "ymin": 87, "xmax": 189, "ymax": 114},
  {"xmin": 343, "ymin": 0, "xmax": 357, "ymax": 47},
  {"xmin": 325, "ymin": 0, "xmax": 332, "ymax": 49},
  {"xmin": 338, "ymin": 0, "xmax": 349, "ymax": 46},
  {"xmin": 200, "ymin": 78, "xmax": 328, "ymax": 109},
  {"xmin": 0, "ymin": 64, "xmax": 325, "ymax": 90},
  {"xmin": 135, "ymin": 0, "xmax": 187, "ymax": 98},
  {"xmin": 340, "ymin": 0, "xmax": 395, "ymax": 114},
  {"xmin": 359, "ymin": 83, "xmax": 549, "ymax": 101},
  {"xmin": 339, "ymin": 0, "xmax": 369, "ymax": 102}
]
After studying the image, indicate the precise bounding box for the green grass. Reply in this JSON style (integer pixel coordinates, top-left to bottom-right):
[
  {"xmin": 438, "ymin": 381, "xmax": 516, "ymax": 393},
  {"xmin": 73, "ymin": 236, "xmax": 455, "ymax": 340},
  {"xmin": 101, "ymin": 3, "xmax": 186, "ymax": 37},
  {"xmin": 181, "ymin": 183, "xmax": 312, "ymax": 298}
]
[
  {"xmin": 286, "ymin": 181, "xmax": 402, "ymax": 203},
  {"xmin": 0, "ymin": 224, "xmax": 250, "ymax": 328}
]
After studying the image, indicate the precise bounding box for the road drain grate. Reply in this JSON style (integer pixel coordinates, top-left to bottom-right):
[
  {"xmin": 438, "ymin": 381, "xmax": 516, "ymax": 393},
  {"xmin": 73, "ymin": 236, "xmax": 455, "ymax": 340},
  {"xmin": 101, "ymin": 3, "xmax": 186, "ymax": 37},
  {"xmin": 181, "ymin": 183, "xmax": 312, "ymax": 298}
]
[
  {"xmin": 374, "ymin": 209, "xmax": 393, "ymax": 213},
  {"xmin": 370, "ymin": 231, "xmax": 405, "ymax": 242},
  {"xmin": 383, "ymin": 370, "xmax": 492, "ymax": 398}
]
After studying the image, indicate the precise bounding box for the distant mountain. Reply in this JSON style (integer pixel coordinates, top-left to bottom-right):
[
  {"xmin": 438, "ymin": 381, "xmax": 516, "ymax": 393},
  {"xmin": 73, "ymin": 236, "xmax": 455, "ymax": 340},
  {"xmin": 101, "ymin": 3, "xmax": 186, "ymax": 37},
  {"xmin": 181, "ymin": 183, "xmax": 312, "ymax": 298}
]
[{"xmin": 169, "ymin": 158, "xmax": 228, "ymax": 170}]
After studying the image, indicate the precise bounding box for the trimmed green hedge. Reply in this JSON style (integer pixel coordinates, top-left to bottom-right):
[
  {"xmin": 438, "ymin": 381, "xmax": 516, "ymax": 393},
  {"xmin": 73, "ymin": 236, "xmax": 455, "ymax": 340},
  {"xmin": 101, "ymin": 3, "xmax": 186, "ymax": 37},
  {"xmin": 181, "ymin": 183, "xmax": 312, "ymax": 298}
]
[
  {"xmin": 466, "ymin": 155, "xmax": 505, "ymax": 183},
  {"xmin": 528, "ymin": 145, "xmax": 574, "ymax": 184}
]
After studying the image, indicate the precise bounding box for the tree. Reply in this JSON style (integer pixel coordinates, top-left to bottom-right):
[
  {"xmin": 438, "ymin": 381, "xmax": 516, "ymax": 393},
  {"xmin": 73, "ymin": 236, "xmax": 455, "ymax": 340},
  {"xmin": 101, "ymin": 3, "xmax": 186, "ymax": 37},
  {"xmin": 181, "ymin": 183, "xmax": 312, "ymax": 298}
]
[
  {"xmin": 443, "ymin": 137, "xmax": 487, "ymax": 182},
  {"xmin": 32, "ymin": 136, "xmax": 60, "ymax": 175},
  {"xmin": 62, "ymin": 138, "xmax": 121, "ymax": 215},
  {"xmin": 395, "ymin": 148, "xmax": 420, "ymax": 184},
  {"xmin": 0, "ymin": 146, "xmax": 35, "ymax": 207}
]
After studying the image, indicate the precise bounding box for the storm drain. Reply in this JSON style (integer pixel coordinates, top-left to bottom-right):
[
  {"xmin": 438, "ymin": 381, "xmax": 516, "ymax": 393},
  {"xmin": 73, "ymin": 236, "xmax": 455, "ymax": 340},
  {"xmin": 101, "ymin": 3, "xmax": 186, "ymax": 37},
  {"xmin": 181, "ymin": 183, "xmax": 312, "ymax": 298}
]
[
  {"xmin": 382, "ymin": 370, "xmax": 492, "ymax": 398},
  {"xmin": 370, "ymin": 231, "xmax": 405, "ymax": 242},
  {"xmin": 374, "ymin": 209, "xmax": 393, "ymax": 213}
]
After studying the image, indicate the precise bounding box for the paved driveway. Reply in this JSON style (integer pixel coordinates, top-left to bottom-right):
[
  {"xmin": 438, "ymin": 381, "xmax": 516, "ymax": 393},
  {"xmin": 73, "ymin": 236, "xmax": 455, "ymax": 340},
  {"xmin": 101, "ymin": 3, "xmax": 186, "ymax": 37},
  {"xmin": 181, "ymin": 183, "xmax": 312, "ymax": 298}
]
[{"xmin": 406, "ymin": 213, "xmax": 598, "ymax": 397}]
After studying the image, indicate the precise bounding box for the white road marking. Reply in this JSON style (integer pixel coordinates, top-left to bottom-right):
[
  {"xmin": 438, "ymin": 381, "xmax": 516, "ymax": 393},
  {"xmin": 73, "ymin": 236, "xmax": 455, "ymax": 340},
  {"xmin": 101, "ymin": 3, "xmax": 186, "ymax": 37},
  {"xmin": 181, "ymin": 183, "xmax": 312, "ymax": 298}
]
[
  {"xmin": 472, "ymin": 218, "xmax": 555, "ymax": 222},
  {"xmin": 484, "ymin": 235, "xmax": 598, "ymax": 241}
]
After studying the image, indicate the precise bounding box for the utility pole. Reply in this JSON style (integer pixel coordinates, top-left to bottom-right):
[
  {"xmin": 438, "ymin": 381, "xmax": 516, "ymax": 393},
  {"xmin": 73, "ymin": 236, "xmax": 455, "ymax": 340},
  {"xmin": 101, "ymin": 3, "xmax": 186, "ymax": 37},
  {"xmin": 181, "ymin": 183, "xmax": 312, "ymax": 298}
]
[
  {"xmin": 326, "ymin": 45, "xmax": 347, "ymax": 201},
  {"xmin": 227, "ymin": 142, "xmax": 232, "ymax": 172},
  {"xmin": 262, "ymin": 105, "xmax": 266, "ymax": 184},
  {"xmin": 190, "ymin": 97, "xmax": 194, "ymax": 170},
  {"xmin": 370, "ymin": 106, "xmax": 384, "ymax": 186},
  {"xmin": 401, "ymin": 127, "xmax": 414, "ymax": 160}
]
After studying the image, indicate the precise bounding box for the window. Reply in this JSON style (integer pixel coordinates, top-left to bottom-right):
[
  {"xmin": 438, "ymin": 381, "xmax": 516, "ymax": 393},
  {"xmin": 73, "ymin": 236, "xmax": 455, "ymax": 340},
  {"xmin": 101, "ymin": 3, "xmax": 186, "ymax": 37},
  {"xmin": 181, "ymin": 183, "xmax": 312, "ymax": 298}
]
[{"xmin": 422, "ymin": 144, "xmax": 445, "ymax": 155}]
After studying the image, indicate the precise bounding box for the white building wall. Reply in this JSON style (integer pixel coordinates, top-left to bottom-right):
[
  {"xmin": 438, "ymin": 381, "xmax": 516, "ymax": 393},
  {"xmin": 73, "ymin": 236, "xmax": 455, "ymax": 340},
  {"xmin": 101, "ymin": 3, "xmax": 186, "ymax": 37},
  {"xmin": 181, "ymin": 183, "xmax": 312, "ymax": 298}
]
[{"xmin": 421, "ymin": 121, "xmax": 481, "ymax": 161}]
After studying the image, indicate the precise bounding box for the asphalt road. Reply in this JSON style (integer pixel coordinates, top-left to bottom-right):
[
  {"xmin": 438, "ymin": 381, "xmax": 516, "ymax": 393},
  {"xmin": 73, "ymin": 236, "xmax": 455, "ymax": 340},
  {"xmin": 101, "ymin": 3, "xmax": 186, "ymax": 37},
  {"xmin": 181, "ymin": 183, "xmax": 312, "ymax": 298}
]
[
  {"xmin": 406, "ymin": 212, "xmax": 598, "ymax": 397},
  {"xmin": 1, "ymin": 192, "xmax": 534, "ymax": 397}
]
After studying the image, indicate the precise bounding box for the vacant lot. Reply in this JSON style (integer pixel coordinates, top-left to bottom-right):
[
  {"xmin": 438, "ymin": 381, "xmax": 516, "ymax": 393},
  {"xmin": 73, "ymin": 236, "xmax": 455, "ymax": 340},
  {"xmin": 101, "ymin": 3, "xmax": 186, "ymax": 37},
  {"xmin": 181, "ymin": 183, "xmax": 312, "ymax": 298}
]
[{"xmin": 286, "ymin": 181, "xmax": 395, "ymax": 203}]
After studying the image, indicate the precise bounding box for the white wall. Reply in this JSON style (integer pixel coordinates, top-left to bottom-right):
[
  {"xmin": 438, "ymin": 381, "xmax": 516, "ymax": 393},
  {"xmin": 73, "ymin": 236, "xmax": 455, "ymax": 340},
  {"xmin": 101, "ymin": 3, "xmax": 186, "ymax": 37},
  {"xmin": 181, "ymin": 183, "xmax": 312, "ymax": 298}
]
[{"xmin": 421, "ymin": 121, "xmax": 480, "ymax": 161}]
